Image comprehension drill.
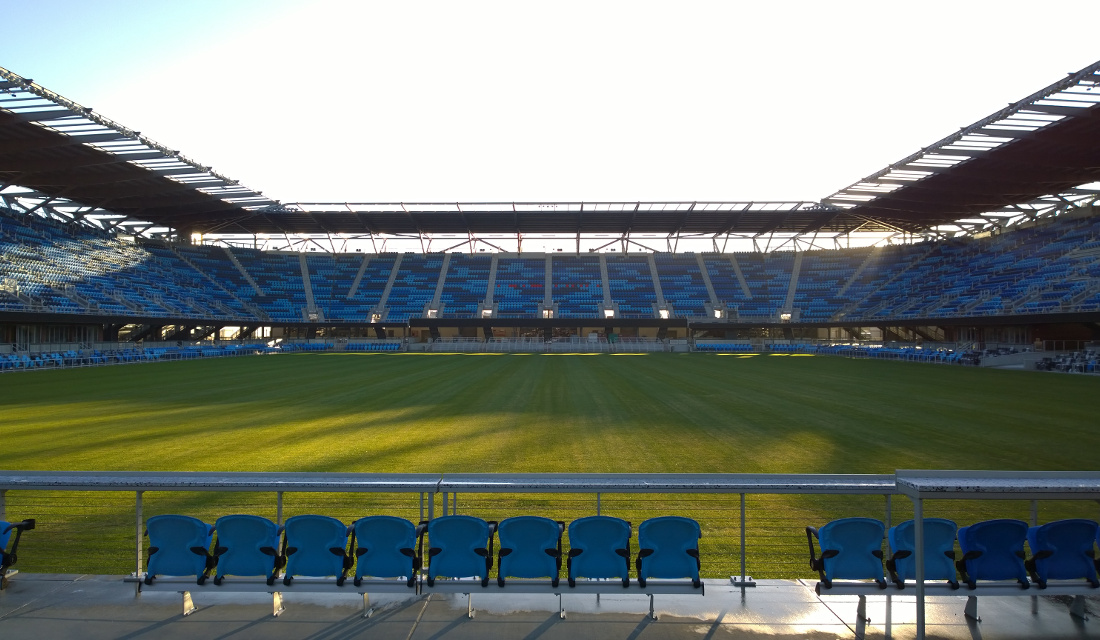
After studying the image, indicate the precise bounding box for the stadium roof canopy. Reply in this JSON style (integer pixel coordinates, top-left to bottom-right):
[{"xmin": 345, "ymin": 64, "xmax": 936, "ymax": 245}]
[{"xmin": 1, "ymin": 61, "xmax": 1099, "ymax": 241}]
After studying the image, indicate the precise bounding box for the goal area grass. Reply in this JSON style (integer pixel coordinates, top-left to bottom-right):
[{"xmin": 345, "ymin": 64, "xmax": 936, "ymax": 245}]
[{"xmin": 3, "ymin": 352, "xmax": 1097, "ymax": 578}]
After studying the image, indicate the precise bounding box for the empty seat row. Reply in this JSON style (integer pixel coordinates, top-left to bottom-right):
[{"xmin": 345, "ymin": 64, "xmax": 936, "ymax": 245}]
[
  {"xmin": 145, "ymin": 513, "xmax": 702, "ymax": 589},
  {"xmin": 807, "ymin": 517, "xmax": 1100, "ymax": 591}
]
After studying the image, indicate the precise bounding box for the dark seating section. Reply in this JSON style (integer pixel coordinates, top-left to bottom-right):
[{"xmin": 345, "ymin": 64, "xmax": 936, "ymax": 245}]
[{"xmin": 3, "ymin": 204, "xmax": 1100, "ymax": 322}]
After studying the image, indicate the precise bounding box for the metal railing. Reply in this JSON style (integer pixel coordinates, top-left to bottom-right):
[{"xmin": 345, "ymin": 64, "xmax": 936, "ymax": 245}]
[{"xmin": 0, "ymin": 471, "xmax": 897, "ymax": 583}]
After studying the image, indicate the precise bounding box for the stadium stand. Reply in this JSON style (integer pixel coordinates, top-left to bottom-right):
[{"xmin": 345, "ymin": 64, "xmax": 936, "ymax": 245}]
[{"xmin": 2, "ymin": 204, "xmax": 1100, "ymax": 339}]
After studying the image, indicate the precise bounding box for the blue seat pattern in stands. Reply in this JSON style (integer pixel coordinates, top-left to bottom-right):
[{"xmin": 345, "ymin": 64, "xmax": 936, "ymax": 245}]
[
  {"xmin": 386, "ymin": 254, "xmax": 444, "ymax": 321},
  {"xmin": 654, "ymin": 254, "xmax": 707, "ymax": 318},
  {"xmin": 552, "ymin": 255, "xmax": 602, "ymax": 318},
  {"xmin": 439, "ymin": 254, "xmax": 491, "ymax": 318},
  {"xmin": 605, "ymin": 256, "xmax": 657, "ymax": 318},
  {"xmin": 495, "ymin": 258, "xmax": 546, "ymax": 317}
]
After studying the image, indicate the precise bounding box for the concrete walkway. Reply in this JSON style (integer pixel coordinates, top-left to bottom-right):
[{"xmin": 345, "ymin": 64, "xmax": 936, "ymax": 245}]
[{"xmin": 2, "ymin": 574, "xmax": 1099, "ymax": 639}]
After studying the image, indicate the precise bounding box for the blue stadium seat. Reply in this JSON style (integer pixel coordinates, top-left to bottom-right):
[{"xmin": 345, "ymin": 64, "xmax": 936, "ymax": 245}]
[
  {"xmin": 806, "ymin": 517, "xmax": 886, "ymax": 589},
  {"xmin": 955, "ymin": 519, "xmax": 1029, "ymax": 589},
  {"xmin": 212, "ymin": 514, "xmax": 283, "ymax": 586},
  {"xmin": 1, "ymin": 518, "xmax": 35, "ymax": 589},
  {"xmin": 144, "ymin": 515, "xmax": 216, "ymax": 585},
  {"xmin": 282, "ymin": 515, "xmax": 352, "ymax": 586},
  {"xmin": 636, "ymin": 516, "xmax": 702, "ymax": 588},
  {"xmin": 423, "ymin": 515, "xmax": 496, "ymax": 587},
  {"xmin": 496, "ymin": 516, "xmax": 564, "ymax": 587},
  {"xmin": 886, "ymin": 518, "xmax": 958, "ymax": 588},
  {"xmin": 567, "ymin": 515, "xmax": 631, "ymax": 588},
  {"xmin": 351, "ymin": 515, "xmax": 424, "ymax": 588},
  {"xmin": 1025, "ymin": 519, "xmax": 1099, "ymax": 589}
]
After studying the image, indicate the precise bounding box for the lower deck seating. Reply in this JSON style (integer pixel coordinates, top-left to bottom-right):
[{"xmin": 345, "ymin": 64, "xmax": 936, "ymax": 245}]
[
  {"xmin": 808, "ymin": 517, "xmax": 1100, "ymax": 627},
  {"xmin": 136, "ymin": 512, "xmax": 702, "ymax": 619}
]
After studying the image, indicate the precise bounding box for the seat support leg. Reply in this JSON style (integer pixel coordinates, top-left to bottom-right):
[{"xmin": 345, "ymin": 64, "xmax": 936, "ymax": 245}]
[
  {"xmin": 181, "ymin": 591, "xmax": 196, "ymax": 616},
  {"xmin": 649, "ymin": 594, "xmax": 657, "ymax": 620},
  {"xmin": 1070, "ymin": 595, "xmax": 1089, "ymax": 620},
  {"xmin": 559, "ymin": 593, "xmax": 565, "ymax": 619},
  {"xmin": 363, "ymin": 593, "xmax": 374, "ymax": 618},
  {"xmin": 467, "ymin": 593, "xmax": 474, "ymax": 619},
  {"xmin": 273, "ymin": 591, "xmax": 284, "ymax": 617},
  {"xmin": 854, "ymin": 594, "xmax": 868, "ymax": 638},
  {"xmin": 964, "ymin": 595, "xmax": 980, "ymax": 622}
]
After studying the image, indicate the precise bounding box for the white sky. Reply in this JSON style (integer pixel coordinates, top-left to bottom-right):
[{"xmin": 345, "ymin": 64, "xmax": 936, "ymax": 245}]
[{"xmin": 2, "ymin": 0, "xmax": 1098, "ymax": 205}]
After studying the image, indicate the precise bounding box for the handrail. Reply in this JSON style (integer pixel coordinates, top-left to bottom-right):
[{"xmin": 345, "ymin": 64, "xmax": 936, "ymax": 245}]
[{"xmin": 0, "ymin": 471, "xmax": 897, "ymax": 495}]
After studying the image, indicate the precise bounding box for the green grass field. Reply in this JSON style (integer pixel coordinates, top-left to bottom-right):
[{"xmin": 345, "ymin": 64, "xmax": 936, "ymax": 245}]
[{"xmin": 3, "ymin": 352, "xmax": 1098, "ymax": 578}]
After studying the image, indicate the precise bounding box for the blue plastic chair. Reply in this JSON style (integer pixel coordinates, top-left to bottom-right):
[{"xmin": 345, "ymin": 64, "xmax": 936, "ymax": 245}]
[
  {"xmin": 351, "ymin": 515, "xmax": 423, "ymax": 588},
  {"xmin": 282, "ymin": 515, "xmax": 352, "ymax": 586},
  {"xmin": 496, "ymin": 516, "xmax": 564, "ymax": 588},
  {"xmin": 567, "ymin": 515, "xmax": 632, "ymax": 588},
  {"xmin": 1, "ymin": 519, "xmax": 36, "ymax": 588},
  {"xmin": 956, "ymin": 519, "xmax": 1029, "ymax": 589},
  {"xmin": 636, "ymin": 516, "xmax": 702, "ymax": 589},
  {"xmin": 806, "ymin": 517, "xmax": 886, "ymax": 588},
  {"xmin": 1025, "ymin": 519, "xmax": 1099, "ymax": 589},
  {"xmin": 886, "ymin": 518, "xmax": 959, "ymax": 589},
  {"xmin": 423, "ymin": 515, "xmax": 496, "ymax": 587},
  {"xmin": 145, "ymin": 515, "xmax": 216, "ymax": 585},
  {"xmin": 212, "ymin": 515, "xmax": 283, "ymax": 586}
]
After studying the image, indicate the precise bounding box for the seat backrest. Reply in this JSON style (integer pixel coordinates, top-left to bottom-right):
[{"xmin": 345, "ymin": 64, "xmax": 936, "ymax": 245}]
[
  {"xmin": 146, "ymin": 515, "xmax": 214, "ymax": 578},
  {"xmin": 427, "ymin": 515, "xmax": 492, "ymax": 580},
  {"xmin": 567, "ymin": 516, "xmax": 631, "ymax": 580},
  {"xmin": 888, "ymin": 518, "xmax": 957, "ymax": 581},
  {"xmin": 497, "ymin": 516, "xmax": 561, "ymax": 579},
  {"xmin": 637, "ymin": 516, "xmax": 701, "ymax": 581},
  {"xmin": 1028, "ymin": 519, "xmax": 1099, "ymax": 583},
  {"xmin": 817, "ymin": 517, "xmax": 885, "ymax": 581},
  {"xmin": 352, "ymin": 515, "xmax": 418, "ymax": 580},
  {"xmin": 213, "ymin": 514, "xmax": 281, "ymax": 578},
  {"xmin": 957, "ymin": 519, "xmax": 1028, "ymax": 583},
  {"xmin": 283, "ymin": 515, "xmax": 349, "ymax": 578},
  {"xmin": 0, "ymin": 522, "xmax": 10, "ymax": 553}
]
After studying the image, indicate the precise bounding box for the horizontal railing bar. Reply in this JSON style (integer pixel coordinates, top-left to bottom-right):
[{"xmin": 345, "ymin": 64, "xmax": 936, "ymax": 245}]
[{"xmin": 0, "ymin": 471, "xmax": 898, "ymax": 495}]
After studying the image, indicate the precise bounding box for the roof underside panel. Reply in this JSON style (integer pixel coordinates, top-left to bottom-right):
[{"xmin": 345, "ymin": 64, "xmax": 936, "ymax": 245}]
[{"xmin": 2, "ymin": 60, "xmax": 1100, "ymax": 238}]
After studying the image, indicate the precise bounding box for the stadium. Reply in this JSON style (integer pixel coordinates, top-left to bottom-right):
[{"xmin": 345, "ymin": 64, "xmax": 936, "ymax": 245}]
[{"xmin": 2, "ymin": 9, "xmax": 1100, "ymax": 637}]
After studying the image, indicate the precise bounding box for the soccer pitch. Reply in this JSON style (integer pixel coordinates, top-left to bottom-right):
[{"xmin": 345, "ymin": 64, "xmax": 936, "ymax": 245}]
[{"xmin": 3, "ymin": 352, "xmax": 1097, "ymax": 577}]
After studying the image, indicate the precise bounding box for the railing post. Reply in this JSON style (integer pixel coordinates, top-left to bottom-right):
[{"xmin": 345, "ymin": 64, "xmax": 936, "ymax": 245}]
[
  {"xmin": 419, "ymin": 492, "xmax": 425, "ymax": 522},
  {"xmin": 135, "ymin": 490, "xmax": 144, "ymax": 595},
  {"xmin": 1030, "ymin": 499, "xmax": 1038, "ymax": 527},
  {"xmin": 0, "ymin": 489, "xmax": 6, "ymax": 521},
  {"xmin": 731, "ymin": 492, "xmax": 754, "ymax": 586},
  {"xmin": 276, "ymin": 491, "xmax": 284, "ymax": 525},
  {"xmin": 596, "ymin": 492, "xmax": 601, "ymax": 516},
  {"xmin": 885, "ymin": 494, "xmax": 892, "ymax": 528},
  {"xmin": 452, "ymin": 493, "xmax": 457, "ymax": 515},
  {"xmin": 914, "ymin": 495, "xmax": 925, "ymax": 640},
  {"xmin": 442, "ymin": 492, "xmax": 448, "ymax": 515}
]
